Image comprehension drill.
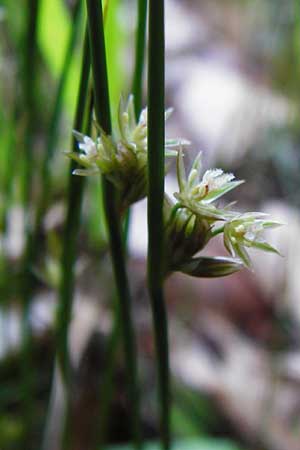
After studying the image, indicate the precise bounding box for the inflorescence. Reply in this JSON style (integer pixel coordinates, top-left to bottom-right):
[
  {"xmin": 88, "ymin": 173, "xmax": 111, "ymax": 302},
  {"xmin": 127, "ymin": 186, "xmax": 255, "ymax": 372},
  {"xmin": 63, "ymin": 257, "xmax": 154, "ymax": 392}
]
[{"xmin": 65, "ymin": 95, "xmax": 282, "ymax": 278}]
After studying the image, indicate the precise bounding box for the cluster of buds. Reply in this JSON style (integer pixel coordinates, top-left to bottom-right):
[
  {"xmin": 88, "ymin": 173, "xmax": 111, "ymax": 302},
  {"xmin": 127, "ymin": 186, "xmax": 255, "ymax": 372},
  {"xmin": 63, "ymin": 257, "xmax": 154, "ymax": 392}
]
[
  {"xmin": 66, "ymin": 96, "xmax": 186, "ymax": 212},
  {"xmin": 65, "ymin": 95, "xmax": 282, "ymax": 278}
]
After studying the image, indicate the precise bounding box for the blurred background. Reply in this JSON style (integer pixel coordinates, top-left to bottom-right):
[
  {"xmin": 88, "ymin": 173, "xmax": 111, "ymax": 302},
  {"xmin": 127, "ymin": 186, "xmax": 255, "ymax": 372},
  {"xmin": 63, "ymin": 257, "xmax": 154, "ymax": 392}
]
[{"xmin": 1, "ymin": 0, "xmax": 300, "ymax": 449}]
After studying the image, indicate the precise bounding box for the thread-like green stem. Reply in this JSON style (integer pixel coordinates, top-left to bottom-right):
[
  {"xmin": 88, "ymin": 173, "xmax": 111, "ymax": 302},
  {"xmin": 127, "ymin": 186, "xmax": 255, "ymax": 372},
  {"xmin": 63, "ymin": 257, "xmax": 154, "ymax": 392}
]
[
  {"xmin": 294, "ymin": 0, "xmax": 300, "ymax": 84},
  {"xmin": 44, "ymin": 28, "xmax": 92, "ymax": 450},
  {"xmin": 147, "ymin": 1, "xmax": 170, "ymax": 449},
  {"xmin": 96, "ymin": 304, "xmax": 121, "ymax": 449},
  {"xmin": 132, "ymin": 0, "xmax": 148, "ymax": 117},
  {"xmin": 22, "ymin": 0, "xmax": 40, "ymax": 210},
  {"xmin": 20, "ymin": 0, "xmax": 41, "ymax": 445},
  {"xmin": 21, "ymin": 6, "xmax": 83, "ymax": 395},
  {"xmin": 36, "ymin": 1, "xmax": 83, "ymax": 229},
  {"xmin": 56, "ymin": 26, "xmax": 91, "ymax": 385},
  {"xmin": 1, "ymin": 105, "xmax": 18, "ymax": 234},
  {"xmin": 124, "ymin": 0, "xmax": 148, "ymax": 245},
  {"xmin": 86, "ymin": 1, "xmax": 141, "ymax": 448}
]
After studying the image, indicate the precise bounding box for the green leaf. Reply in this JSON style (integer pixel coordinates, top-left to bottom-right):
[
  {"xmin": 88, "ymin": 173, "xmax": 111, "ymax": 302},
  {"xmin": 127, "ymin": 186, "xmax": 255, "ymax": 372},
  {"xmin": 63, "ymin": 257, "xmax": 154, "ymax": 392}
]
[
  {"xmin": 262, "ymin": 220, "xmax": 284, "ymax": 229},
  {"xmin": 106, "ymin": 437, "xmax": 242, "ymax": 450},
  {"xmin": 175, "ymin": 256, "xmax": 243, "ymax": 278},
  {"xmin": 190, "ymin": 151, "xmax": 202, "ymax": 174},
  {"xmin": 232, "ymin": 242, "xmax": 251, "ymax": 268},
  {"xmin": 64, "ymin": 152, "xmax": 91, "ymax": 168},
  {"xmin": 249, "ymin": 240, "xmax": 281, "ymax": 255}
]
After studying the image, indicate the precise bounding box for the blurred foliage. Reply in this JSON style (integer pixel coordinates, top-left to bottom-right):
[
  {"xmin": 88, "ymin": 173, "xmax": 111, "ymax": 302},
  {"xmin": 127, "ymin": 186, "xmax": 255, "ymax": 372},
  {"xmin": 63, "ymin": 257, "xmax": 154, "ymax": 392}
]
[
  {"xmin": 0, "ymin": 0, "xmax": 298, "ymax": 449},
  {"xmin": 107, "ymin": 438, "xmax": 241, "ymax": 450}
]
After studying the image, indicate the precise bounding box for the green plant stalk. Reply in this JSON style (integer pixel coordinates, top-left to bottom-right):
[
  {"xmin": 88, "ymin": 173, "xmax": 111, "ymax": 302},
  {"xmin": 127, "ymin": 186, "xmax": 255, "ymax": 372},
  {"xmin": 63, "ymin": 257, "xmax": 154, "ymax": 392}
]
[
  {"xmin": 294, "ymin": 0, "xmax": 300, "ymax": 84},
  {"xmin": 123, "ymin": 0, "xmax": 148, "ymax": 243},
  {"xmin": 35, "ymin": 0, "xmax": 83, "ymax": 229},
  {"xmin": 147, "ymin": 1, "xmax": 170, "ymax": 449},
  {"xmin": 132, "ymin": 0, "xmax": 148, "ymax": 117},
  {"xmin": 20, "ymin": 6, "xmax": 83, "ymax": 390},
  {"xmin": 56, "ymin": 26, "xmax": 91, "ymax": 385},
  {"xmin": 49, "ymin": 29, "xmax": 91, "ymax": 450},
  {"xmin": 20, "ymin": 0, "xmax": 41, "ymax": 445},
  {"xmin": 1, "ymin": 105, "xmax": 18, "ymax": 234},
  {"xmin": 96, "ymin": 303, "xmax": 121, "ymax": 449},
  {"xmin": 19, "ymin": 4, "xmax": 81, "ymax": 443},
  {"xmin": 22, "ymin": 0, "xmax": 40, "ymax": 210},
  {"xmin": 86, "ymin": 1, "xmax": 141, "ymax": 448}
]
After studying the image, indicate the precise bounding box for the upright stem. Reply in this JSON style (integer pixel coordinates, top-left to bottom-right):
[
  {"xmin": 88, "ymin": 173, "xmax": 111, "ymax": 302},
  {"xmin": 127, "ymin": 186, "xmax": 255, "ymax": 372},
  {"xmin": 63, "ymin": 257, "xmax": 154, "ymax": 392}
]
[
  {"xmin": 56, "ymin": 26, "xmax": 91, "ymax": 384},
  {"xmin": 21, "ymin": 5, "xmax": 83, "ymax": 401},
  {"xmin": 124, "ymin": 0, "xmax": 148, "ymax": 244},
  {"xmin": 132, "ymin": 0, "xmax": 147, "ymax": 117},
  {"xmin": 22, "ymin": 0, "xmax": 40, "ymax": 209},
  {"xmin": 147, "ymin": 1, "xmax": 170, "ymax": 449},
  {"xmin": 20, "ymin": 0, "xmax": 41, "ymax": 444},
  {"xmin": 294, "ymin": 0, "xmax": 300, "ymax": 85},
  {"xmin": 36, "ymin": 0, "xmax": 82, "ymax": 230},
  {"xmin": 1, "ymin": 104, "xmax": 18, "ymax": 234},
  {"xmin": 46, "ymin": 27, "xmax": 91, "ymax": 450},
  {"xmin": 85, "ymin": 1, "xmax": 141, "ymax": 448},
  {"xmin": 96, "ymin": 303, "xmax": 121, "ymax": 449}
]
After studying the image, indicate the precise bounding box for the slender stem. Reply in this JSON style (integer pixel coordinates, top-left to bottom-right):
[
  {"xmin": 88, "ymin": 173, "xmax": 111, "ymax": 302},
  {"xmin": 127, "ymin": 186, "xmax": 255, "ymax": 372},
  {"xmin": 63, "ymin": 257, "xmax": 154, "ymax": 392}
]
[
  {"xmin": 20, "ymin": 13, "xmax": 83, "ymax": 408},
  {"xmin": 85, "ymin": 1, "xmax": 141, "ymax": 448},
  {"xmin": 20, "ymin": 0, "xmax": 41, "ymax": 445},
  {"xmin": 96, "ymin": 304, "xmax": 121, "ymax": 449},
  {"xmin": 56, "ymin": 26, "xmax": 91, "ymax": 385},
  {"xmin": 124, "ymin": 0, "xmax": 148, "ymax": 245},
  {"xmin": 132, "ymin": 0, "xmax": 148, "ymax": 117},
  {"xmin": 35, "ymin": 0, "xmax": 83, "ymax": 230},
  {"xmin": 22, "ymin": 0, "xmax": 40, "ymax": 210},
  {"xmin": 20, "ymin": 7, "xmax": 83, "ymax": 445},
  {"xmin": 1, "ymin": 105, "xmax": 18, "ymax": 234},
  {"xmin": 147, "ymin": 1, "xmax": 170, "ymax": 449},
  {"xmin": 44, "ymin": 28, "xmax": 91, "ymax": 450},
  {"xmin": 294, "ymin": 0, "xmax": 300, "ymax": 86}
]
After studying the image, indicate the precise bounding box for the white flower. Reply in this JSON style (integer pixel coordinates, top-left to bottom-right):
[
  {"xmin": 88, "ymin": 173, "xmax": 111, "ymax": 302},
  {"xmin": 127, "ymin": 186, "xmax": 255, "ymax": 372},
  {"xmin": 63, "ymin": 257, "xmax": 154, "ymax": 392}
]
[
  {"xmin": 78, "ymin": 136, "xmax": 98, "ymax": 161},
  {"xmin": 223, "ymin": 214, "xmax": 282, "ymax": 268},
  {"xmin": 174, "ymin": 151, "xmax": 243, "ymax": 220},
  {"xmin": 202, "ymin": 169, "xmax": 235, "ymax": 193}
]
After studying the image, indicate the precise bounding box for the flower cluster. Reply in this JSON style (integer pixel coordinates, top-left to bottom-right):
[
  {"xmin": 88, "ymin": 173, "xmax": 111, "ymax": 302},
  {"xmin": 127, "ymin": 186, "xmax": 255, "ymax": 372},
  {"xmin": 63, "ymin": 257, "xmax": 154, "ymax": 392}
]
[
  {"xmin": 66, "ymin": 96, "xmax": 186, "ymax": 211},
  {"xmin": 164, "ymin": 150, "xmax": 282, "ymax": 276},
  {"xmin": 65, "ymin": 95, "xmax": 282, "ymax": 278},
  {"xmin": 174, "ymin": 150, "xmax": 243, "ymax": 221},
  {"xmin": 223, "ymin": 213, "xmax": 281, "ymax": 268}
]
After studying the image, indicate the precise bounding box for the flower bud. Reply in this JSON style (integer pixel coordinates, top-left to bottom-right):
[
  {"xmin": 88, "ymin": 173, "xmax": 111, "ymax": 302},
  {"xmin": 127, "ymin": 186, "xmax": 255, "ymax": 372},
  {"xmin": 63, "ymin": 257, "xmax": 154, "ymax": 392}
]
[{"xmin": 164, "ymin": 196, "xmax": 211, "ymax": 272}]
